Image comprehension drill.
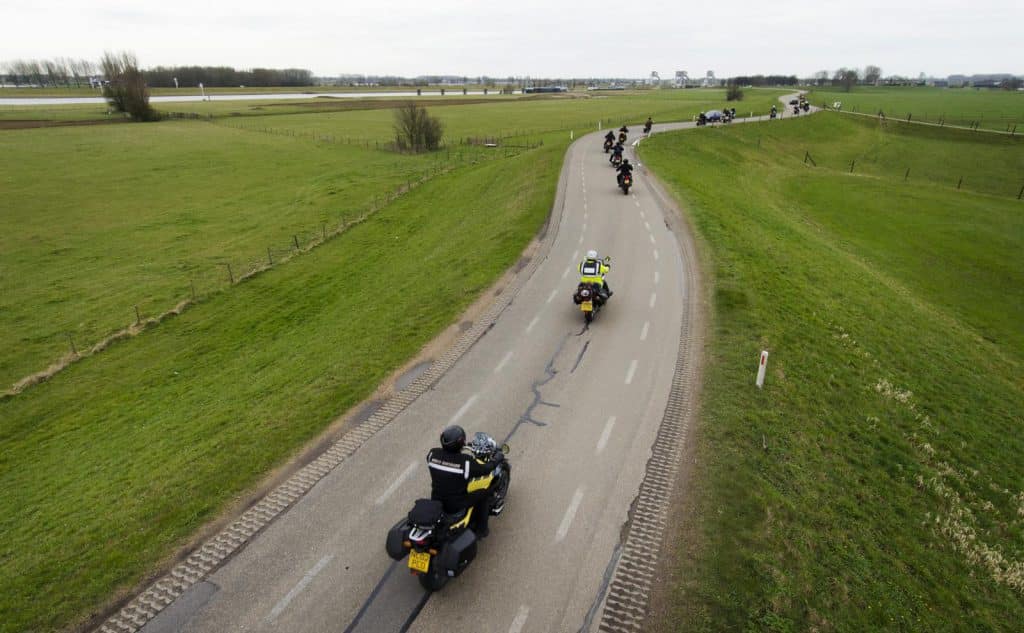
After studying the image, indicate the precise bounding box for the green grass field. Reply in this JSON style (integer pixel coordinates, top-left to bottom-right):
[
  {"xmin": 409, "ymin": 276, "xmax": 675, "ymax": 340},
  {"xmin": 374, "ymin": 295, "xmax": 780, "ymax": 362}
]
[
  {"xmin": 806, "ymin": 86, "xmax": 1024, "ymax": 132},
  {"xmin": 642, "ymin": 114, "xmax": 1024, "ymax": 630}
]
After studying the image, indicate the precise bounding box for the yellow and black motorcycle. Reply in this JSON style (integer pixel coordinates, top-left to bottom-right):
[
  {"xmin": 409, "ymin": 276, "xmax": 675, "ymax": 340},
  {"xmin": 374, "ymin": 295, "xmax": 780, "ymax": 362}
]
[{"xmin": 386, "ymin": 433, "xmax": 510, "ymax": 591}]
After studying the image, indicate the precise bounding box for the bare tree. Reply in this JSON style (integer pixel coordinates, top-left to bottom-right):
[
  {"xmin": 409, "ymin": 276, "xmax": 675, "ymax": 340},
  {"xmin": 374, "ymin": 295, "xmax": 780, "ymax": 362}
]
[
  {"xmin": 101, "ymin": 51, "xmax": 159, "ymax": 121},
  {"xmin": 864, "ymin": 65, "xmax": 882, "ymax": 85},
  {"xmin": 833, "ymin": 68, "xmax": 859, "ymax": 92},
  {"xmin": 393, "ymin": 102, "xmax": 444, "ymax": 152}
]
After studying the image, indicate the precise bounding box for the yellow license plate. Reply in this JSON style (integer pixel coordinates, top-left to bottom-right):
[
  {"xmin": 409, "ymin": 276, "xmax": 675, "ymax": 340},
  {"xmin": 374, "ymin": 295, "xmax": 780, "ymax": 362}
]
[
  {"xmin": 408, "ymin": 550, "xmax": 431, "ymax": 573},
  {"xmin": 581, "ymin": 301, "xmax": 593, "ymax": 312}
]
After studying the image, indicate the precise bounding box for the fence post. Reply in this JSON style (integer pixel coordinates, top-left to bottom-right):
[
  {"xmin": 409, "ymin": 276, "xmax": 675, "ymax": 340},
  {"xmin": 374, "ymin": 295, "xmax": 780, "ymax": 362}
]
[
  {"xmin": 226, "ymin": 263, "xmax": 234, "ymax": 284},
  {"xmin": 134, "ymin": 305, "xmax": 141, "ymax": 325},
  {"xmin": 904, "ymin": 168, "xmax": 910, "ymax": 181},
  {"xmin": 957, "ymin": 176, "xmax": 963, "ymax": 190},
  {"xmin": 907, "ymin": 113, "xmax": 912, "ymax": 122},
  {"xmin": 293, "ymin": 235, "xmax": 300, "ymax": 250},
  {"xmin": 268, "ymin": 247, "xmax": 273, "ymax": 265},
  {"xmin": 850, "ymin": 160, "xmax": 856, "ymax": 173},
  {"xmin": 67, "ymin": 333, "xmax": 77, "ymax": 355}
]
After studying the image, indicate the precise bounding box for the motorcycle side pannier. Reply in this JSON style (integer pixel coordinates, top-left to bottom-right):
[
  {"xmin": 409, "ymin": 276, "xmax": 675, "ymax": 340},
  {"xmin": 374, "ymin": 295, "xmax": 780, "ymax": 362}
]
[
  {"xmin": 385, "ymin": 518, "xmax": 412, "ymax": 560},
  {"xmin": 438, "ymin": 529, "xmax": 477, "ymax": 577}
]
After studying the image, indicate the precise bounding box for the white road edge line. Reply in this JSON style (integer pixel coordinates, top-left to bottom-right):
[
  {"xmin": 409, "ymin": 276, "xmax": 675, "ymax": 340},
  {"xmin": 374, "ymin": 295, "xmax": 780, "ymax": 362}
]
[
  {"xmin": 266, "ymin": 554, "xmax": 334, "ymax": 621},
  {"xmin": 508, "ymin": 605, "xmax": 530, "ymax": 633},
  {"xmin": 375, "ymin": 461, "xmax": 418, "ymax": 506},
  {"xmin": 625, "ymin": 360, "xmax": 638, "ymax": 385},
  {"xmin": 596, "ymin": 416, "xmax": 617, "ymax": 454},
  {"xmin": 649, "ymin": 292, "xmax": 657, "ymax": 309},
  {"xmin": 450, "ymin": 394, "xmax": 479, "ymax": 424},
  {"xmin": 640, "ymin": 321, "xmax": 649, "ymax": 341},
  {"xmin": 555, "ymin": 487, "xmax": 585, "ymax": 542},
  {"xmin": 526, "ymin": 315, "xmax": 540, "ymax": 333},
  {"xmin": 494, "ymin": 350, "xmax": 514, "ymax": 373}
]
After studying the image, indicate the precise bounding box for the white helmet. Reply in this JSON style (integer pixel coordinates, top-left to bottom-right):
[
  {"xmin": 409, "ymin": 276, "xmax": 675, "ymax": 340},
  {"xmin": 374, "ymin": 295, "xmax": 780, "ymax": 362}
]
[{"xmin": 586, "ymin": 249, "xmax": 598, "ymax": 260}]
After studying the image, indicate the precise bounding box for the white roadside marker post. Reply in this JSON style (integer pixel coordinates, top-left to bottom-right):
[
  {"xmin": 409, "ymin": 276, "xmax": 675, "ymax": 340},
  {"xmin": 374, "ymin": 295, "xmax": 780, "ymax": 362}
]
[{"xmin": 756, "ymin": 350, "xmax": 769, "ymax": 388}]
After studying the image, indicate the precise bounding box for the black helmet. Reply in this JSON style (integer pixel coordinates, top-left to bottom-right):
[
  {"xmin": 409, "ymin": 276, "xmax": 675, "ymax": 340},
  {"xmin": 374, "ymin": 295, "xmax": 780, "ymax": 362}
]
[{"xmin": 440, "ymin": 425, "xmax": 466, "ymax": 452}]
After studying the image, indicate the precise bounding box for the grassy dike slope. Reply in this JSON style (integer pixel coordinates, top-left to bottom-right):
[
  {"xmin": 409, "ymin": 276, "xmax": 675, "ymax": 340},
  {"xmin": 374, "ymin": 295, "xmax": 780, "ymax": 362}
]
[
  {"xmin": 0, "ymin": 141, "xmax": 562, "ymax": 633},
  {"xmin": 642, "ymin": 114, "xmax": 1024, "ymax": 630}
]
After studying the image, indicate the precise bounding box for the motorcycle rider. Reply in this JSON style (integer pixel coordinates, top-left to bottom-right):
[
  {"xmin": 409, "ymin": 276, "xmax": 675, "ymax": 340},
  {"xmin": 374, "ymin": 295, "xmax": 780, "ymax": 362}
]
[
  {"xmin": 427, "ymin": 425, "xmax": 503, "ymax": 537},
  {"xmin": 616, "ymin": 158, "xmax": 634, "ymax": 186},
  {"xmin": 609, "ymin": 141, "xmax": 624, "ymax": 164},
  {"xmin": 770, "ymin": 104, "xmax": 777, "ymax": 118},
  {"xmin": 644, "ymin": 116, "xmax": 653, "ymax": 131},
  {"xmin": 578, "ymin": 249, "xmax": 612, "ymax": 299},
  {"xmin": 604, "ymin": 130, "xmax": 615, "ymax": 143}
]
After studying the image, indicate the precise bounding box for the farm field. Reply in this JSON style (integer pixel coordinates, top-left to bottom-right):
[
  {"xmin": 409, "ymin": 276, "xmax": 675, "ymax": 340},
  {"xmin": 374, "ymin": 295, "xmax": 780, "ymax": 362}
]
[
  {"xmin": 642, "ymin": 113, "xmax": 1024, "ymax": 630},
  {"xmin": 806, "ymin": 86, "xmax": 1024, "ymax": 132}
]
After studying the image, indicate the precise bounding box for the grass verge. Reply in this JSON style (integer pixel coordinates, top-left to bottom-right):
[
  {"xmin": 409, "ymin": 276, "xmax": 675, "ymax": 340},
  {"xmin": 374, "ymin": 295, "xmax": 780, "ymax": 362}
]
[{"xmin": 642, "ymin": 114, "xmax": 1024, "ymax": 630}]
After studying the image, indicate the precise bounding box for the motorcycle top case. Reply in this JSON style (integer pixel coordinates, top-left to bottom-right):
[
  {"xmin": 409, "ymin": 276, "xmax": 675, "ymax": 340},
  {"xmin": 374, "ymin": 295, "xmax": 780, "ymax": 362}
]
[{"xmin": 438, "ymin": 528, "xmax": 478, "ymax": 577}]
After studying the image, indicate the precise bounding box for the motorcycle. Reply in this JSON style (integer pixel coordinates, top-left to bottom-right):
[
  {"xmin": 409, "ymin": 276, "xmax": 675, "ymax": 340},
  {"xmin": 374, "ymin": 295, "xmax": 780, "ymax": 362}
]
[
  {"xmin": 770, "ymin": 109, "xmax": 777, "ymax": 120},
  {"xmin": 619, "ymin": 172, "xmax": 632, "ymax": 194},
  {"xmin": 643, "ymin": 122, "xmax": 652, "ymax": 134},
  {"xmin": 610, "ymin": 153, "xmax": 622, "ymax": 168},
  {"xmin": 801, "ymin": 102, "xmax": 810, "ymax": 113},
  {"xmin": 793, "ymin": 105, "xmax": 800, "ymax": 116},
  {"xmin": 573, "ymin": 282, "xmax": 605, "ymax": 323},
  {"xmin": 603, "ymin": 138, "xmax": 613, "ymax": 153},
  {"xmin": 386, "ymin": 433, "xmax": 511, "ymax": 591},
  {"xmin": 618, "ymin": 131, "xmax": 627, "ymax": 143}
]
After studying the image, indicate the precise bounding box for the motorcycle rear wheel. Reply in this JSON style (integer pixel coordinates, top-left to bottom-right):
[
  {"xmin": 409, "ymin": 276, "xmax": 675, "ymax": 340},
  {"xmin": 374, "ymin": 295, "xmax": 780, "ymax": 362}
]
[{"xmin": 418, "ymin": 560, "xmax": 449, "ymax": 592}]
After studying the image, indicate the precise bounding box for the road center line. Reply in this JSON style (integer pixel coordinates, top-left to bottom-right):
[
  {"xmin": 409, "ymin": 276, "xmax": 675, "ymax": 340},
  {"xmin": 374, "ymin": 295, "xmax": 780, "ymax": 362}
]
[
  {"xmin": 625, "ymin": 360, "xmax": 638, "ymax": 385},
  {"xmin": 562, "ymin": 266, "xmax": 570, "ymax": 279},
  {"xmin": 653, "ymin": 249, "xmax": 659, "ymax": 260},
  {"xmin": 267, "ymin": 554, "xmax": 334, "ymax": 621},
  {"xmin": 578, "ymin": 234, "xmax": 584, "ymax": 244},
  {"xmin": 547, "ymin": 289, "xmax": 558, "ymax": 304},
  {"xmin": 640, "ymin": 210, "xmax": 646, "ymax": 219},
  {"xmin": 649, "ymin": 292, "xmax": 657, "ymax": 309},
  {"xmin": 634, "ymin": 200, "xmax": 641, "ymax": 208},
  {"xmin": 526, "ymin": 315, "xmax": 540, "ymax": 333},
  {"xmin": 494, "ymin": 350, "xmax": 514, "ymax": 373},
  {"xmin": 582, "ymin": 222, "xmax": 587, "ymax": 232},
  {"xmin": 644, "ymin": 221, "xmax": 651, "ymax": 231},
  {"xmin": 640, "ymin": 321, "xmax": 649, "ymax": 341},
  {"xmin": 556, "ymin": 487, "xmax": 585, "ymax": 542},
  {"xmin": 375, "ymin": 461, "xmax": 418, "ymax": 505},
  {"xmin": 572, "ymin": 250, "xmax": 579, "ymax": 261},
  {"xmin": 508, "ymin": 605, "xmax": 530, "ymax": 633},
  {"xmin": 649, "ymin": 234, "xmax": 656, "ymax": 244},
  {"xmin": 654, "ymin": 271, "xmax": 659, "ymax": 284},
  {"xmin": 450, "ymin": 394, "xmax": 478, "ymax": 424},
  {"xmin": 596, "ymin": 416, "xmax": 617, "ymax": 454}
]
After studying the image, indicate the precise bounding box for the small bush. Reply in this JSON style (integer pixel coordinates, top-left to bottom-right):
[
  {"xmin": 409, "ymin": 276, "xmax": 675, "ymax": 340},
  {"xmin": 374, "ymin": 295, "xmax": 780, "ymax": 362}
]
[
  {"xmin": 726, "ymin": 83, "xmax": 744, "ymax": 101},
  {"xmin": 393, "ymin": 102, "xmax": 444, "ymax": 152},
  {"xmin": 100, "ymin": 51, "xmax": 159, "ymax": 122}
]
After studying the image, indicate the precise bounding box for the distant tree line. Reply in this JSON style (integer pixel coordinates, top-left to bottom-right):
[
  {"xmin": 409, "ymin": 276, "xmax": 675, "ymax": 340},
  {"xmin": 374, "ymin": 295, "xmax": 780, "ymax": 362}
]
[
  {"xmin": 2, "ymin": 58, "xmax": 98, "ymax": 87},
  {"xmin": 728, "ymin": 75, "xmax": 799, "ymax": 87},
  {"xmin": 144, "ymin": 66, "xmax": 313, "ymax": 87}
]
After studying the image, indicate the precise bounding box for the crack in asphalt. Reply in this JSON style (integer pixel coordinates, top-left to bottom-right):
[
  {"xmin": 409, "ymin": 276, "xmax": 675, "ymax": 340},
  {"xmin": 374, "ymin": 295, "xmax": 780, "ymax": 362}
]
[{"xmin": 501, "ymin": 331, "xmax": 571, "ymax": 444}]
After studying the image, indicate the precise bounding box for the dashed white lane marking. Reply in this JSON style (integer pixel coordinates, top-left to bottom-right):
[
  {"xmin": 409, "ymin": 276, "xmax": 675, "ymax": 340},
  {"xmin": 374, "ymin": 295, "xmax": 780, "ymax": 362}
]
[
  {"xmin": 562, "ymin": 266, "xmax": 570, "ymax": 279},
  {"xmin": 494, "ymin": 350, "xmax": 514, "ymax": 373},
  {"xmin": 596, "ymin": 416, "xmax": 617, "ymax": 454},
  {"xmin": 526, "ymin": 315, "xmax": 540, "ymax": 333},
  {"xmin": 572, "ymin": 250, "xmax": 579, "ymax": 261},
  {"xmin": 640, "ymin": 321, "xmax": 649, "ymax": 341},
  {"xmin": 375, "ymin": 462, "xmax": 418, "ymax": 505},
  {"xmin": 582, "ymin": 222, "xmax": 587, "ymax": 232},
  {"xmin": 625, "ymin": 360, "xmax": 638, "ymax": 385},
  {"xmin": 547, "ymin": 289, "xmax": 558, "ymax": 304},
  {"xmin": 640, "ymin": 210, "xmax": 646, "ymax": 219},
  {"xmin": 450, "ymin": 394, "xmax": 478, "ymax": 424},
  {"xmin": 634, "ymin": 200, "xmax": 641, "ymax": 208},
  {"xmin": 266, "ymin": 555, "xmax": 334, "ymax": 621},
  {"xmin": 654, "ymin": 271, "xmax": 659, "ymax": 284},
  {"xmin": 584, "ymin": 212, "xmax": 588, "ymax": 220},
  {"xmin": 649, "ymin": 292, "xmax": 657, "ymax": 308},
  {"xmin": 644, "ymin": 221, "xmax": 651, "ymax": 231},
  {"xmin": 508, "ymin": 605, "xmax": 530, "ymax": 633},
  {"xmin": 555, "ymin": 487, "xmax": 585, "ymax": 542},
  {"xmin": 649, "ymin": 234, "xmax": 656, "ymax": 244},
  {"xmin": 653, "ymin": 249, "xmax": 660, "ymax": 260},
  {"xmin": 578, "ymin": 234, "xmax": 584, "ymax": 244}
]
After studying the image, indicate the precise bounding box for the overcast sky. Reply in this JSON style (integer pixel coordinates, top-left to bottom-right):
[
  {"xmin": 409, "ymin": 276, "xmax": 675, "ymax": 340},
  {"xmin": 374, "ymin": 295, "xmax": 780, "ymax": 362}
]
[{"xmin": 1, "ymin": 0, "xmax": 1021, "ymax": 78}]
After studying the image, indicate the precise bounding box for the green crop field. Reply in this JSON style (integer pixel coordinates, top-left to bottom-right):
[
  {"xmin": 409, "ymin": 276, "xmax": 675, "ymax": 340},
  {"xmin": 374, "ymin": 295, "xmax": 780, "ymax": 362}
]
[
  {"xmin": 642, "ymin": 113, "xmax": 1024, "ymax": 630},
  {"xmin": 806, "ymin": 86, "xmax": 1024, "ymax": 132}
]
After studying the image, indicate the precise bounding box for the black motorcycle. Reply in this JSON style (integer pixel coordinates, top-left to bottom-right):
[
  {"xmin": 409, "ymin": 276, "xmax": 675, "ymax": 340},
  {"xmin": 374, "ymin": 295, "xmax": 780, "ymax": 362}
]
[
  {"xmin": 386, "ymin": 433, "xmax": 510, "ymax": 591},
  {"xmin": 610, "ymin": 153, "xmax": 622, "ymax": 168},
  {"xmin": 619, "ymin": 171, "xmax": 632, "ymax": 195},
  {"xmin": 643, "ymin": 122, "xmax": 652, "ymax": 134},
  {"xmin": 573, "ymin": 280, "xmax": 607, "ymax": 323},
  {"xmin": 618, "ymin": 131, "xmax": 627, "ymax": 143},
  {"xmin": 603, "ymin": 138, "xmax": 613, "ymax": 153}
]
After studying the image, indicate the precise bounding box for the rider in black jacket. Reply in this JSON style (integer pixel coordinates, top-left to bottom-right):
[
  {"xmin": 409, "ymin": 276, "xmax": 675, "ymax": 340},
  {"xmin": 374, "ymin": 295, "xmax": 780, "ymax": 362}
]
[
  {"xmin": 427, "ymin": 425, "xmax": 502, "ymax": 537},
  {"xmin": 616, "ymin": 158, "xmax": 634, "ymax": 184}
]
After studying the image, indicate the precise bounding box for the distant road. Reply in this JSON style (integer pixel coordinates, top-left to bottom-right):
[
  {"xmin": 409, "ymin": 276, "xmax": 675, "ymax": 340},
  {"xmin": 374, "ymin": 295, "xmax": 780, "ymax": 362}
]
[{"xmin": 0, "ymin": 91, "xmax": 496, "ymax": 106}]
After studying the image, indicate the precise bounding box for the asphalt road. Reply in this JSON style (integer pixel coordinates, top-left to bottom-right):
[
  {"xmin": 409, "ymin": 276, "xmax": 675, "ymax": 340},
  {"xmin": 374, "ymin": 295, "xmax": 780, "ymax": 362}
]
[{"xmin": 134, "ymin": 100, "xmax": 811, "ymax": 633}]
